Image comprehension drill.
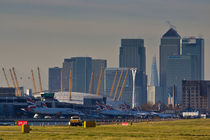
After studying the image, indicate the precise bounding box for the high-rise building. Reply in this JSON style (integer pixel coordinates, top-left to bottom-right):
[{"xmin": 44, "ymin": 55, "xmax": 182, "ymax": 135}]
[
  {"xmin": 182, "ymin": 37, "xmax": 204, "ymax": 80},
  {"xmin": 166, "ymin": 55, "xmax": 197, "ymax": 104},
  {"xmin": 104, "ymin": 68, "xmax": 141, "ymax": 107},
  {"xmin": 62, "ymin": 57, "xmax": 92, "ymax": 93},
  {"xmin": 150, "ymin": 56, "xmax": 158, "ymax": 86},
  {"xmin": 91, "ymin": 59, "xmax": 107, "ymax": 95},
  {"xmin": 119, "ymin": 39, "xmax": 147, "ymax": 105},
  {"xmin": 147, "ymin": 56, "xmax": 160, "ymax": 105},
  {"xmin": 147, "ymin": 86, "xmax": 160, "ymax": 105},
  {"xmin": 159, "ymin": 28, "xmax": 181, "ymax": 104},
  {"xmin": 120, "ymin": 39, "xmax": 145, "ymax": 72},
  {"xmin": 48, "ymin": 67, "xmax": 61, "ymax": 92},
  {"xmin": 62, "ymin": 59, "xmax": 73, "ymax": 91},
  {"xmin": 182, "ymin": 80, "xmax": 210, "ymax": 112},
  {"xmin": 62, "ymin": 57, "xmax": 107, "ymax": 94}
]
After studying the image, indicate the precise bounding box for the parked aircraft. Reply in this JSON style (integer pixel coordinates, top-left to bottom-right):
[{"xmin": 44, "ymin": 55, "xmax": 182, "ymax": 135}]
[
  {"xmin": 150, "ymin": 112, "xmax": 173, "ymax": 118},
  {"xmin": 96, "ymin": 102, "xmax": 131, "ymax": 116},
  {"xmin": 22, "ymin": 97, "xmax": 84, "ymax": 118}
]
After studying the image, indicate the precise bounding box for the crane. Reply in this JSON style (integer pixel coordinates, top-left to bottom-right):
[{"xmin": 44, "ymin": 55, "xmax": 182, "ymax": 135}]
[
  {"xmin": 61, "ymin": 70, "xmax": 63, "ymax": 92},
  {"xmin": 12, "ymin": 67, "xmax": 21, "ymax": 96},
  {"xmin": 113, "ymin": 68, "xmax": 124, "ymax": 101},
  {"xmin": 96, "ymin": 64, "xmax": 103, "ymax": 96},
  {"xmin": 69, "ymin": 67, "xmax": 72, "ymax": 100},
  {"xmin": 2, "ymin": 68, "xmax": 10, "ymax": 88},
  {"xmin": 30, "ymin": 69, "xmax": 37, "ymax": 93},
  {"xmin": 37, "ymin": 67, "xmax": 43, "ymax": 92},
  {"xmin": 109, "ymin": 70, "xmax": 118, "ymax": 97},
  {"xmin": 88, "ymin": 71, "xmax": 94, "ymax": 94},
  {"xmin": 118, "ymin": 69, "xmax": 129, "ymax": 100}
]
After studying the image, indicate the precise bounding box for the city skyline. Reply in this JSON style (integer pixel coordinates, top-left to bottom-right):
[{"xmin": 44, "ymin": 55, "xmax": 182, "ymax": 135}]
[{"xmin": 0, "ymin": 0, "xmax": 210, "ymax": 90}]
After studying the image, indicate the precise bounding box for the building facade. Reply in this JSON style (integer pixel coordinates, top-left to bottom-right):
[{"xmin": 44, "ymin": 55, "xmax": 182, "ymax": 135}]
[
  {"xmin": 104, "ymin": 68, "xmax": 141, "ymax": 107},
  {"xmin": 119, "ymin": 39, "xmax": 147, "ymax": 105},
  {"xmin": 159, "ymin": 28, "xmax": 181, "ymax": 104},
  {"xmin": 150, "ymin": 56, "xmax": 158, "ymax": 86},
  {"xmin": 182, "ymin": 37, "xmax": 204, "ymax": 80},
  {"xmin": 147, "ymin": 86, "xmax": 160, "ymax": 105},
  {"xmin": 62, "ymin": 57, "xmax": 107, "ymax": 94},
  {"xmin": 62, "ymin": 57, "xmax": 92, "ymax": 93},
  {"xmin": 62, "ymin": 59, "xmax": 73, "ymax": 91},
  {"xmin": 182, "ymin": 80, "xmax": 210, "ymax": 112},
  {"xmin": 120, "ymin": 39, "xmax": 145, "ymax": 72},
  {"xmin": 91, "ymin": 59, "xmax": 107, "ymax": 95},
  {"xmin": 0, "ymin": 88, "xmax": 16, "ymax": 97},
  {"xmin": 166, "ymin": 55, "xmax": 197, "ymax": 104},
  {"xmin": 147, "ymin": 56, "xmax": 160, "ymax": 105},
  {"xmin": 48, "ymin": 67, "xmax": 61, "ymax": 92}
]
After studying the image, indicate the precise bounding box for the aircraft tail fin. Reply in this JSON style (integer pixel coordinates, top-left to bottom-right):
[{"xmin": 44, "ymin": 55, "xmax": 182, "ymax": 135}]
[
  {"xmin": 26, "ymin": 97, "xmax": 35, "ymax": 105},
  {"xmin": 22, "ymin": 105, "xmax": 36, "ymax": 112}
]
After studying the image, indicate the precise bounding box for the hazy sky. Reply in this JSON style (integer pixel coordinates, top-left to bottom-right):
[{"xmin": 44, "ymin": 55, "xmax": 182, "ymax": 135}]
[{"xmin": 0, "ymin": 0, "xmax": 209, "ymax": 90}]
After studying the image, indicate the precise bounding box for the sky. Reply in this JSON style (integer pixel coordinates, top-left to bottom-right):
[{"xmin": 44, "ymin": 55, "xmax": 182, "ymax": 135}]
[{"xmin": 0, "ymin": 0, "xmax": 209, "ymax": 90}]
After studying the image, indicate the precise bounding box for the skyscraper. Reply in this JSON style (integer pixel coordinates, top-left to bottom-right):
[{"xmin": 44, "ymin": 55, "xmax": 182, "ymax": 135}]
[
  {"xmin": 182, "ymin": 37, "xmax": 204, "ymax": 80},
  {"xmin": 62, "ymin": 57, "xmax": 92, "ymax": 93},
  {"xmin": 150, "ymin": 56, "xmax": 158, "ymax": 86},
  {"xmin": 119, "ymin": 39, "xmax": 147, "ymax": 105},
  {"xmin": 62, "ymin": 57, "xmax": 107, "ymax": 94},
  {"xmin": 159, "ymin": 28, "xmax": 181, "ymax": 104},
  {"xmin": 48, "ymin": 67, "xmax": 61, "ymax": 92},
  {"xmin": 62, "ymin": 58, "xmax": 73, "ymax": 91},
  {"xmin": 166, "ymin": 55, "xmax": 197, "ymax": 104},
  {"xmin": 120, "ymin": 39, "xmax": 145, "ymax": 72},
  {"xmin": 91, "ymin": 59, "xmax": 107, "ymax": 95},
  {"xmin": 147, "ymin": 56, "xmax": 160, "ymax": 105},
  {"xmin": 104, "ymin": 68, "xmax": 141, "ymax": 106}
]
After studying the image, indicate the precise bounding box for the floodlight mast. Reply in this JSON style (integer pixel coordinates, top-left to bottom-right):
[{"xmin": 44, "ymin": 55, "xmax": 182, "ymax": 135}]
[{"xmin": 131, "ymin": 68, "xmax": 137, "ymax": 109}]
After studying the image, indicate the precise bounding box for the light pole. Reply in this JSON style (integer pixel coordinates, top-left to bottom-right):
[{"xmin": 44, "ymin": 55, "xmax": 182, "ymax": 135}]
[{"xmin": 131, "ymin": 68, "xmax": 137, "ymax": 109}]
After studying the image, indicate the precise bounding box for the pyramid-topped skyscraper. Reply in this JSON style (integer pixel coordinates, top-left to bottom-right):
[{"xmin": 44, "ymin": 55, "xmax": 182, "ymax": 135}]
[{"xmin": 159, "ymin": 28, "xmax": 181, "ymax": 104}]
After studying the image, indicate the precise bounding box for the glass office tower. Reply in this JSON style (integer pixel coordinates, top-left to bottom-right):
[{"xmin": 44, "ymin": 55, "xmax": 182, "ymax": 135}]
[
  {"xmin": 182, "ymin": 37, "xmax": 204, "ymax": 80},
  {"xmin": 119, "ymin": 39, "xmax": 147, "ymax": 105},
  {"xmin": 159, "ymin": 28, "xmax": 181, "ymax": 104},
  {"xmin": 48, "ymin": 67, "xmax": 61, "ymax": 92}
]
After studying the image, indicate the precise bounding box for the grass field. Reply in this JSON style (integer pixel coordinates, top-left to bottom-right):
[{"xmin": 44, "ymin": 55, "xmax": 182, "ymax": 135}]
[{"xmin": 0, "ymin": 119, "xmax": 210, "ymax": 140}]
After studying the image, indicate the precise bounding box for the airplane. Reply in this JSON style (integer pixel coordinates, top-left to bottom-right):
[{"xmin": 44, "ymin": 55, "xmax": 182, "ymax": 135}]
[
  {"xmin": 95, "ymin": 102, "xmax": 131, "ymax": 117},
  {"xmin": 129, "ymin": 110, "xmax": 150, "ymax": 118},
  {"xmin": 149, "ymin": 112, "xmax": 173, "ymax": 118},
  {"xmin": 22, "ymin": 97, "xmax": 85, "ymax": 118}
]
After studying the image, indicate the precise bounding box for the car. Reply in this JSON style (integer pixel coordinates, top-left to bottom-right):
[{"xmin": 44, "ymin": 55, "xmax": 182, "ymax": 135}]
[{"xmin": 69, "ymin": 116, "xmax": 82, "ymax": 126}]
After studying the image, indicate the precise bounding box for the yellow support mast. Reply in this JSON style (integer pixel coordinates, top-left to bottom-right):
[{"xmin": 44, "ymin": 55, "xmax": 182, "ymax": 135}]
[
  {"xmin": 88, "ymin": 71, "xmax": 94, "ymax": 94},
  {"xmin": 118, "ymin": 69, "xmax": 129, "ymax": 100},
  {"xmin": 96, "ymin": 64, "xmax": 103, "ymax": 96},
  {"xmin": 2, "ymin": 68, "xmax": 10, "ymax": 88},
  {"xmin": 9, "ymin": 69, "xmax": 16, "ymax": 88},
  {"xmin": 12, "ymin": 67, "xmax": 21, "ymax": 96},
  {"xmin": 113, "ymin": 68, "xmax": 124, "ymax": 101},
  {"xmin": 69, "ymin": 67, "xmax": 72, "ymax": 100},
  {"xmin": 37, "ymin": 67, "xmax": 43, "ymax": 93},
  {"xmin": 9, "ymin": 69, "xmax": 17, "ymax": 96},
  {"xmin": 109, "ymin": 70, "xmax": 118, "ymax": 97},
  {"xmin": 30, "ymin": 69, "xmax": 37, "ymax": 93}
]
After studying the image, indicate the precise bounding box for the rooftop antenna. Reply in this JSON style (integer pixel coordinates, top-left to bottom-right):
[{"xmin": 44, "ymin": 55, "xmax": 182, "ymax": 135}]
[{"xmin": 166, "ymin": 21, "xmax": 176, "ymax": 30}]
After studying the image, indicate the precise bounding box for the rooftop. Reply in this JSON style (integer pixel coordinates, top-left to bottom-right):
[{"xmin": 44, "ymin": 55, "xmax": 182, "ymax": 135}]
[{"xmin": 162, "ymin": 28, "xmax": 181, "ymax": 38}]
